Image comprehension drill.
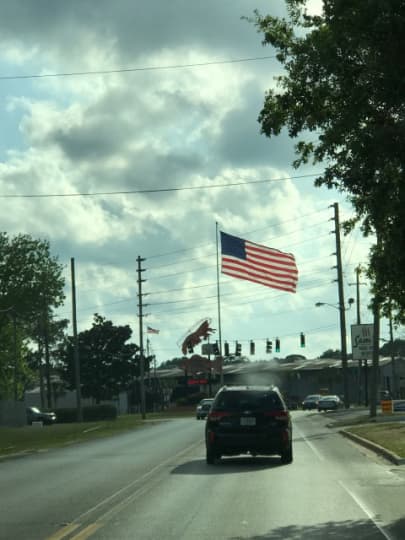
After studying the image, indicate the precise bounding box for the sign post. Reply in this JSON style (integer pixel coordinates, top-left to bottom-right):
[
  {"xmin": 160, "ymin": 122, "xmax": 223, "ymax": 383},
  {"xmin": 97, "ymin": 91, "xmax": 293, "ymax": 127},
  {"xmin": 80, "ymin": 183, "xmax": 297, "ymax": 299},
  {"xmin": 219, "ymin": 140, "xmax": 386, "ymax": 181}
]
[
  {"xmin": 351, "ymin": 324, "xmax": 374, "ymax": 360},
  {"xmin": 351, "ymin": 324, "xmax": 374, "ymax": 406}
]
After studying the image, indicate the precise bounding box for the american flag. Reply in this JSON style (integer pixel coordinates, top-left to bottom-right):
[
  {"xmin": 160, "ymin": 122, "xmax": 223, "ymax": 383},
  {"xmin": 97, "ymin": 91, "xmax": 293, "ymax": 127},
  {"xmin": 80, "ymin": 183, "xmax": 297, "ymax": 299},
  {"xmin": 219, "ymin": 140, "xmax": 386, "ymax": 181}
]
[
  {"xmin": 147, "ymin": 326, "xmax": 160, "ymax": 334},
  {"xmin": 220, "ymin": 231, "xmax": 298, "ymax": 293}
]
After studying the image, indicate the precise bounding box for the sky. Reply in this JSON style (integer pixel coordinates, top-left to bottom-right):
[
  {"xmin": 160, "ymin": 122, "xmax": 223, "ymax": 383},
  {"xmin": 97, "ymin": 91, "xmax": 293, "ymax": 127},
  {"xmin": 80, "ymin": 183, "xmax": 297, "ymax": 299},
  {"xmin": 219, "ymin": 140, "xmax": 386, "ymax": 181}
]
[{"xmin": 0, "ymin": 0, "xmax": 387, "ymax": 365}]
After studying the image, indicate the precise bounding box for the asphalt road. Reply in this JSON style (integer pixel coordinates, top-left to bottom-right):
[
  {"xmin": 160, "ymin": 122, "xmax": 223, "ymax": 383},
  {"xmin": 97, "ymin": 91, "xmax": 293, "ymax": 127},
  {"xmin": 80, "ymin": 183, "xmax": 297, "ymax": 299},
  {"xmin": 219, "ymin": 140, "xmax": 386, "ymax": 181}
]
[{"xmin": 1, "ymin": 412, "xmax": 405, "ymax": 540}]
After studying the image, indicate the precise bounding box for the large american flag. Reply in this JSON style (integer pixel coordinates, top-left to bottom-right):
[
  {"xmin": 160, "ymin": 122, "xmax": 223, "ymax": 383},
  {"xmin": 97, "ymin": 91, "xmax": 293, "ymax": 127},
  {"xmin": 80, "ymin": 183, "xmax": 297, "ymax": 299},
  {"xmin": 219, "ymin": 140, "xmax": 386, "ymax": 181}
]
[{"xmin": 220, "ymin": 231, "xmax": 298, "ymax": 293}]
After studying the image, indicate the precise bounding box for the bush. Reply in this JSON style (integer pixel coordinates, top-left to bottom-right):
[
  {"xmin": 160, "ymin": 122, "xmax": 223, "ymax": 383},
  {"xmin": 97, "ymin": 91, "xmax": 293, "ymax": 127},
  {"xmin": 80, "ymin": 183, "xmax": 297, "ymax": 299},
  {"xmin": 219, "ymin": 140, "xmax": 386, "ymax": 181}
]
[{"xmin": 55, "ymin": 404, "xmax": 117, "ymax": 423}]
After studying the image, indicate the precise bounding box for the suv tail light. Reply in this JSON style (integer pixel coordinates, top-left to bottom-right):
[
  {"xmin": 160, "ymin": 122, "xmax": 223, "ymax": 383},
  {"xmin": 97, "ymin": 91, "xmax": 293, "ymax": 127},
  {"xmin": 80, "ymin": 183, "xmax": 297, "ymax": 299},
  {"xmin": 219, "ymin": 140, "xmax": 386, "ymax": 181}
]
[{"xmin": 264, "ymin": 410, "xmax": 289, "ymax": 422}]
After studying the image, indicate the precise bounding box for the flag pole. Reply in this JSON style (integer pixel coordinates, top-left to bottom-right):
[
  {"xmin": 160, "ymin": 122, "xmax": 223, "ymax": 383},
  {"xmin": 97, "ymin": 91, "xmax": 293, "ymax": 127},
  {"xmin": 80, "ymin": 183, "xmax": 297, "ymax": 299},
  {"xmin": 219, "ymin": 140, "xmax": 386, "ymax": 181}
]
[{"xmin": 216, "ymin": 222, "xmax": 224, "ymax": 385}]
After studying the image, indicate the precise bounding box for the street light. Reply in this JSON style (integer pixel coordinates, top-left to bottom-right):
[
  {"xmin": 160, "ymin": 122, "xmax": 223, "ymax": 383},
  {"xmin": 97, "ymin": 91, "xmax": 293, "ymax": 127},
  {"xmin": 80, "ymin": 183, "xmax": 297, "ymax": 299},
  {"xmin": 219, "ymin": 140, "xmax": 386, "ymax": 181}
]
[
  {"xmin": 315, "ymin": 299, "xmax": 354, "ymax": 310},
  {"xmin": 315, "ymin": 298, "xmax": 354, "ymax": 408}
]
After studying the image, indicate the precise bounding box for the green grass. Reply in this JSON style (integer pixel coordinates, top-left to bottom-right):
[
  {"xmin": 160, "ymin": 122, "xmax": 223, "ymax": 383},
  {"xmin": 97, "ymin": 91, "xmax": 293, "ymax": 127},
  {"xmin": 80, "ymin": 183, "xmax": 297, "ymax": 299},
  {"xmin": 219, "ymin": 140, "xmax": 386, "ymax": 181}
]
[
  {"xmin": 346, "ymin": 422, "xmax": 405, "ymax": 457},
  {"xmin": 0, "ymin": 408, "xmax": 195, "ymax": 457}
]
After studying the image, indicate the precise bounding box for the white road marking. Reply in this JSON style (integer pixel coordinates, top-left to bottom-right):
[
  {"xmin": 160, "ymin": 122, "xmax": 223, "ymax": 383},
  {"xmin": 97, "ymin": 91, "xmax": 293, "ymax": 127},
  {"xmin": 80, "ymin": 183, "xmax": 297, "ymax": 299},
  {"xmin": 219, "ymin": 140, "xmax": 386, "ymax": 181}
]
[
  {"xmin": 338, "ymin": 480, "xmax": 393, "ymax": 540},
  {"xmin": 295, "ymin": 424, "xmax": 325, "ymax": 461}
]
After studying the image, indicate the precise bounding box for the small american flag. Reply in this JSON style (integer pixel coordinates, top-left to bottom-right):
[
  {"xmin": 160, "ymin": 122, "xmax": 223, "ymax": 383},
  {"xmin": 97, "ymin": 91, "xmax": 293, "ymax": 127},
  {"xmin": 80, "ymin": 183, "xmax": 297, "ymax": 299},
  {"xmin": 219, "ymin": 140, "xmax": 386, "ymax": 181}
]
[
  {"xmin": 147, "ymin": 326, "xmax": 160, "ymax": 334},
  {"xmin": 220, "ymin": 231, "xmax": 298, "ymax": 293}
]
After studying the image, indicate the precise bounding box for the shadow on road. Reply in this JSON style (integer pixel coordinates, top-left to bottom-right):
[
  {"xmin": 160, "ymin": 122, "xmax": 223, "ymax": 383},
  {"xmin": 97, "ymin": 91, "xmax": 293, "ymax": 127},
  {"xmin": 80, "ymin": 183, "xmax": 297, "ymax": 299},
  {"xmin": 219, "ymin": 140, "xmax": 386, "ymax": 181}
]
[
  {"xmin": 171, "ymin": 455, "xmax": 285, "ymax": 475},
  {"xmin": 228, "ymin": 516, "xmax": 405, "ymax": 540}
]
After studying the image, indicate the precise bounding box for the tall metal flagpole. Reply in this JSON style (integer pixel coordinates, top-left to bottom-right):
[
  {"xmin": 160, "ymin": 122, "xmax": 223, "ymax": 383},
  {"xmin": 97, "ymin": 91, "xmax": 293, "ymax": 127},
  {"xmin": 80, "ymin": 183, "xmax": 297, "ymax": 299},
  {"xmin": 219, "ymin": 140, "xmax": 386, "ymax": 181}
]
[{"xmin": 216, "ymin": 222, "xmax": 224, "ymax": 385}]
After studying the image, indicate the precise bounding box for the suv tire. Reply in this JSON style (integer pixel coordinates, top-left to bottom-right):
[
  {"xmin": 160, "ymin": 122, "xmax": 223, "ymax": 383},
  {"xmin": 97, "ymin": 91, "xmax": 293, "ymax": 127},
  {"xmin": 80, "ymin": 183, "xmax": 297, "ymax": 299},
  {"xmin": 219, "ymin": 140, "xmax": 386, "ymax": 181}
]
[
  {"xmin": 280, "ymin": 445, "xmax": 293, "ymax": 464},
  {"xmin": 206, "ymin": 446, "xmax": 219, "ymax": 465}
]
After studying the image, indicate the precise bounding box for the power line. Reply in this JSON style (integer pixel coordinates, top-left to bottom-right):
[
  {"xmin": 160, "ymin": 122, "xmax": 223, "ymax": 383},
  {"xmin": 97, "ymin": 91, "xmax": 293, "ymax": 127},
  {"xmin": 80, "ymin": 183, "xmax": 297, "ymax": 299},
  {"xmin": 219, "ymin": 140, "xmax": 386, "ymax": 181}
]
[
  {"xmin": 0, "ymin": 172, "xmax": 320, "ymax": 199},
  {"xmin": 0, "ymin": 55, "xmax": 277, "ymax": 82}
]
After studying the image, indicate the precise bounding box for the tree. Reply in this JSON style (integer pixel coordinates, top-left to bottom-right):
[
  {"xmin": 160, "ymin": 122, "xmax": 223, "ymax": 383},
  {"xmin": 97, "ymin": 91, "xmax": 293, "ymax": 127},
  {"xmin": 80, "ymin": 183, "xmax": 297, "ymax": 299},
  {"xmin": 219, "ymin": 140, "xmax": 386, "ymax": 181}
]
[
  {"xmin": 58, "ymin": 314, "xmax": 139, "ymax": 403},
  {"xmin": 251, "ymin": 1, "xmax": 405, "ymax": 319},
  {"xmin": 0, "ymin": 233, "xmax": 65, "ymax": 320},
  {"xmin": 319, "ymin": 349, "xmax": 341, "ymax": 359},
  {"xmin": 0, "ymin": 320, "xmax": 35, "ymax": 400},
  {"xmin": 0, "ymin": 233, "xmax": 65, "ymax": 400}
]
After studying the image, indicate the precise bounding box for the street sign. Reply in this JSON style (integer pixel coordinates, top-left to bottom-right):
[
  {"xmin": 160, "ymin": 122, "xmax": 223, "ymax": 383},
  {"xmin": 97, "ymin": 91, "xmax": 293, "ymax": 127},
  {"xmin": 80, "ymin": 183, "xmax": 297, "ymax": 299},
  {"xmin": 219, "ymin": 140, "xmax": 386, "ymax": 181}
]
[{"xmin": 351, "ymin": 324, "xmax": 374, "ymax": 360}]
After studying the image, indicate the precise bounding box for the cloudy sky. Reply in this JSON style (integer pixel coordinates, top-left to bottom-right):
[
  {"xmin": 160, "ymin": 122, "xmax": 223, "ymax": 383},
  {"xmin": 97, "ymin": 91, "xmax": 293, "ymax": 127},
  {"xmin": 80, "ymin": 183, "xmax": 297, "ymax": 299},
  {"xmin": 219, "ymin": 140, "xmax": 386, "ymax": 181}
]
[{"xmin": 0, "ymin": 0, "xmax": 384, "ymax": 364}]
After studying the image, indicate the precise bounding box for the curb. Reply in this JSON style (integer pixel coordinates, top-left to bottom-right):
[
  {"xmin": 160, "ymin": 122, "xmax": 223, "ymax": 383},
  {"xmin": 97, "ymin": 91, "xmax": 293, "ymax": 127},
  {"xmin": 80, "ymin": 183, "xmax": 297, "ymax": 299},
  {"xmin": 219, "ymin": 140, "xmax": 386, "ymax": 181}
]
[{"xmin": 340, "ymin": 429, "xmax": 405, "ymax": 465}]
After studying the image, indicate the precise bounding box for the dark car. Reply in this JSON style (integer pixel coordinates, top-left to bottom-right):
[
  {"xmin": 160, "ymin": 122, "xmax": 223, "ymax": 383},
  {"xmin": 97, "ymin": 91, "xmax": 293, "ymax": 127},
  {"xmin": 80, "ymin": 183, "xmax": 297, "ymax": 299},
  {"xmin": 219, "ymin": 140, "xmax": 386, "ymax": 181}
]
[
  {"xmin": 196, "ymin": 398, "xmax": 214, "ymax": 419},
  {"xmin": 205, "ymin": 385, "xmax": 292, "ymax": 465},
  {"xmin": 302, "ymin": 394, "xmax": 322, "ymax": 410},
  {"xmin": 26, "ymin": 407, "xmax": 57, "ymax": 425},
  {"xmin": 317, "ymin": 395, "xmax": 342, "ymax": 412}
]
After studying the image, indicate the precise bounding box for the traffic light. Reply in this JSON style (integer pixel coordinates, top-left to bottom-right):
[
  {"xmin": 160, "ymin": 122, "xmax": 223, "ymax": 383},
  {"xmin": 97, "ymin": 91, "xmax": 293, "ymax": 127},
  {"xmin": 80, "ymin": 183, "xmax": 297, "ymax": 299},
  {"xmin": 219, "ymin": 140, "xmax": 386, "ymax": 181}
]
[
  {"xmin": 250, "ymin": 340, "xmax": 255, "ymax": 355},
  {"xmin": 266, "ymin": 339, "xmax": 272, "ymax": 353},
  {"xmin": 275, "ymin": 338, "xmax": 280, "ymax": 353},
  {"xmin": 300, "ymin": 332, "xmax": 305, "ymax": 348},
  {"xmin": 224, "ymin": 341, "xmax": 230, "ymax": 356},
  {"xmin": 235, "ymin": 342, "xmax": 242, "ymax": 356},
  {"xmin": 213, "ymin": 341, "xmax": 220, "ymax": 356}
]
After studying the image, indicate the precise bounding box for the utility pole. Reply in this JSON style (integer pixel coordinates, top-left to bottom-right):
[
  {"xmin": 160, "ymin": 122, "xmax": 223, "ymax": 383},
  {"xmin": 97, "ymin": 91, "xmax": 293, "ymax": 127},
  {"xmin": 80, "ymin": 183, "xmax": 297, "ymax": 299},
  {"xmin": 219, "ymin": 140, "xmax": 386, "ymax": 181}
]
[
  {"xmin": 353, "ymin": 266, "xmax": 362, "ymax": 405},
  {"xmin": 12, "ymin": 310, "xmax": 18, "ymax": 401},
  {"xmin": 369, "ymin": 300, "xmax": 380, "ymax": 417},
  {"xmin": 43, "ymin": 310, "xmax": 52, "ymax": 409},
  {"xmin": 389, "ymin": 309, "xmax": 397, "ymax": 398},
  {"xmin": 137, "ymin": 256, "xmax": 147, "ymax": 420},
  {"xmin": 369, "ymin": 234, "xmax": 381, "ymax": 418},
  {"xmin": 71, "ymin": 258, "xmax": 82, "ymax": 422},
  {"xmin": 333, "ymin": 202, "xmax": 349, "ymax": 408}
]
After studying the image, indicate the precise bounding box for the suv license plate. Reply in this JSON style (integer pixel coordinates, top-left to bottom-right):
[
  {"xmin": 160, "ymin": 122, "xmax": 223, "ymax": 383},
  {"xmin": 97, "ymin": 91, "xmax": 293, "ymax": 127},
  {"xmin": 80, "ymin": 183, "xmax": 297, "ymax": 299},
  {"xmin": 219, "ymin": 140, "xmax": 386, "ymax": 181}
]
[{"xmin": 240, "ymin": 417, "xmax": 256, "ymax": 426}]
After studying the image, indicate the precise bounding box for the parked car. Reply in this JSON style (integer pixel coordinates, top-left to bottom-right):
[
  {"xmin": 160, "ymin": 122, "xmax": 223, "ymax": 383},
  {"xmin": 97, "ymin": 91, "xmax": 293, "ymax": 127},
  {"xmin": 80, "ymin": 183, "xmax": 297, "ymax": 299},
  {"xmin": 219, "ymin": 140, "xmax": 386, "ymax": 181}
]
[
  {"xmin": 26, "ymin": 407, "xmax": 57, "ymax": 425},
  {"xmin": 196, "ymin": 398, "xmax": 214, "ymax": 419},
  {"xmin": 302, "ymin": 394, "xmax": 322, "ymax": 410},
  {"xmin": 317, "ymin": 395, "xmax": 342, "ymax": 412},
  {"xmin": 205, "ymin": 385, "xmax": 292, "ymax": 465}
]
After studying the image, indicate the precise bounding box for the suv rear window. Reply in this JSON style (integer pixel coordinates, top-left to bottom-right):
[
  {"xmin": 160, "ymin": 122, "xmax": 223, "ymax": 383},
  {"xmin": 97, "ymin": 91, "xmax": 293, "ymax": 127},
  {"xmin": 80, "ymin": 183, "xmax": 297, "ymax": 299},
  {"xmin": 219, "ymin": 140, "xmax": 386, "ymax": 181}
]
[{"xmin": 213, "ymin": 390, "xmax": 284, "ymax": 412}]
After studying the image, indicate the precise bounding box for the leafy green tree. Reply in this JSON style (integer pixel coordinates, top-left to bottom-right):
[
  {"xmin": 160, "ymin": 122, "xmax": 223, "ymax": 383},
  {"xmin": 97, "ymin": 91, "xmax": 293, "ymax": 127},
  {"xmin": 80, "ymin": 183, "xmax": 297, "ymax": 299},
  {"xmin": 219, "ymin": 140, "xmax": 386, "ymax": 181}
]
[
  {"xmin": 250, "ymin": 1, "xmax": 405, "ymax": 319},
  {"xmin": 0, "ymin": 233, "xmax": 65, "ymax": 399},
  {"xmin": 0, "ymin": 319, "xmax": 35, "ymax": 399},
  {"xmin": 58, "ymin": 314, "xmax": 139, "ymax": 403},
  {"xmin": 379, "ymin": 339, "xmax": 405, "ymax": 357},
  {"xmin": 319, "ymin": 349, "xmax": 341, "ymax": 359},
  {"xmin": 0, "ymin": 233, "xmax": 65, "ymax": 320}
]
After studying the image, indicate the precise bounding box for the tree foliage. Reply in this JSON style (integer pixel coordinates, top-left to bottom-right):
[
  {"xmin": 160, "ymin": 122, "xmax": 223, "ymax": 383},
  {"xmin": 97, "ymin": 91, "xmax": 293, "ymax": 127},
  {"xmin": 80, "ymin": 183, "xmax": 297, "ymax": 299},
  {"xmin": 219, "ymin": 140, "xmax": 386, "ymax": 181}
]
[
  {"xmin": 251, "ymin": 0, "xmax": 405, "ymax": 319},
  {"xmin": 58, "ymin": 314, "xmax": 139, "ymax": 403},
  {"xmin": 0, "ymin": 232, "xmax": 65, "ymax": 319},
  {"xmin": 0, "ymin": 233, "xmax": 66, "ymax": 399}
]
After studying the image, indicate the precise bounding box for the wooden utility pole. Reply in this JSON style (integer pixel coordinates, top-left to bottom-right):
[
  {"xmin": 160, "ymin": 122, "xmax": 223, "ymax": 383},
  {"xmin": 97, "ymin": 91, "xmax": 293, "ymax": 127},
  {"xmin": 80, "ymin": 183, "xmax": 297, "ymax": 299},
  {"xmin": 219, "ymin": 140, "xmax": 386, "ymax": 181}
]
[
  {"xmin": 369, "ymin": 299, "xmax": 380, "ymax": 417},
  {"xmin": 333, "ymin": 203, "xmax": 349, "ymax": 408},
  {"xmin": 137, "ymin": 256, "xmax": 146, "ymax": 419},
  {"xmin": 71, "ymin": 258, "xmax": 82, "ymax": 422}
]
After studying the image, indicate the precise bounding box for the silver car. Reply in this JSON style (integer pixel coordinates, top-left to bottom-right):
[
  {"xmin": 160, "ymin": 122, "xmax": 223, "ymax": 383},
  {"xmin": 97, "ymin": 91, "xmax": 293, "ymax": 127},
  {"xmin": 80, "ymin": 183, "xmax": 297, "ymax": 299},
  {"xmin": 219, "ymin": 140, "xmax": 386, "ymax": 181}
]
[
  {"xmin": 318, "ymin": 395, "xmax": 342, "ymax": 412},
  {"xmin": 196, "ymin": 398, "xmax": 214, "ymax": 420}
]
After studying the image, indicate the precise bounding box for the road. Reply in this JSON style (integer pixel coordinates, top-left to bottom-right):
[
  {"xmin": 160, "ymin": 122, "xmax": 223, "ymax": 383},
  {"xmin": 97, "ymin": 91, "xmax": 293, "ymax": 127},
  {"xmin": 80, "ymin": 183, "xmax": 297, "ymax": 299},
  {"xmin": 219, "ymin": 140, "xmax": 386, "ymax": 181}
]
[{"xmin": 1, "ymin": 412, "xmax": 405, "ymax": 540}]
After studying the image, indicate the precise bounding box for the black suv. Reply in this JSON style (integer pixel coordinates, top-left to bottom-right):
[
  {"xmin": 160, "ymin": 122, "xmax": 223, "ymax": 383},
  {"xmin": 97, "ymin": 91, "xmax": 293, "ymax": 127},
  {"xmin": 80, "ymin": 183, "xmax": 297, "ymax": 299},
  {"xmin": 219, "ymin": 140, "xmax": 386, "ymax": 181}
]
[{"xmin": 205, "ymin": 385, "xmax": 292, "ymax": 465}]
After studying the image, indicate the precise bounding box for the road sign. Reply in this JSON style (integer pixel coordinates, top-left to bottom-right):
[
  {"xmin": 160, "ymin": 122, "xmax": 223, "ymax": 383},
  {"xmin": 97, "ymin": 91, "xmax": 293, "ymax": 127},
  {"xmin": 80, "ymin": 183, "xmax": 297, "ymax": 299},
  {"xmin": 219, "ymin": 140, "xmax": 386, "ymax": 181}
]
[{"xmin": 351, "ymin": 324, "xmax": 374, "ymax": 360}]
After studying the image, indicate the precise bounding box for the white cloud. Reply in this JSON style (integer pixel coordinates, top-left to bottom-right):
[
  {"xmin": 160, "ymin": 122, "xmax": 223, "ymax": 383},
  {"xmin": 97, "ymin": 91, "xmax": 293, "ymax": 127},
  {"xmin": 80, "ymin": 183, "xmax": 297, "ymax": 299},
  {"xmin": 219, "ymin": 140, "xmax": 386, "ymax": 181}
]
[{"xmin": 0, "ymin": 1, "xmax": 379, "ymax": 364}]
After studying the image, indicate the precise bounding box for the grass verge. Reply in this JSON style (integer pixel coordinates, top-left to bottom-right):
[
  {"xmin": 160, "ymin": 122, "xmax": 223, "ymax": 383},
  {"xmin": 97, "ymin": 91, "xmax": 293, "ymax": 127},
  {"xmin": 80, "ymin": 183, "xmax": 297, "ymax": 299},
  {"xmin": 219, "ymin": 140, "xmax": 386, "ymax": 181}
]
[
  {"xmin": 0, "ymin": 408, "xmax": 194, "ymax": 457},
  {"xmin": 346, "ymin": 422, "xmax": 405, "ymax": 457}
]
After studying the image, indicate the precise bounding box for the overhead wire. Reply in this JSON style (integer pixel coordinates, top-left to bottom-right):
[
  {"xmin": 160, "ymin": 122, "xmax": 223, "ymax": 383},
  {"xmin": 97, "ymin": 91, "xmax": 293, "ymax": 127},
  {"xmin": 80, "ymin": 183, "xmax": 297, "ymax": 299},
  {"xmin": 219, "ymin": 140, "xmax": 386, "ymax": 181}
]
[
  {"xmin": 0, "ymin": 172, "xmax": 319, "ymax": 199},
  {"xmin": 0, "ymin": 55, "xmax": 277, "ymax": 81}
]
